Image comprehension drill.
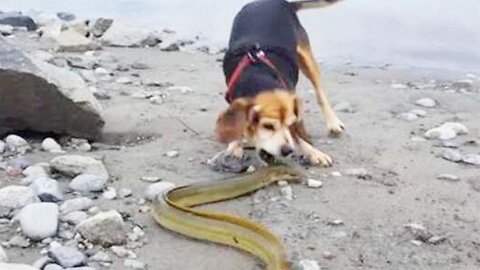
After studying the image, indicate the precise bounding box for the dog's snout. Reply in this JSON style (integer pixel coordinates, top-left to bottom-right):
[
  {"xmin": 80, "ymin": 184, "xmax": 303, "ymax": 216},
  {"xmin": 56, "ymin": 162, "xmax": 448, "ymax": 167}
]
[{"xmin": 280, "ymin": 145, "xmax": 293, "ymax": 157}]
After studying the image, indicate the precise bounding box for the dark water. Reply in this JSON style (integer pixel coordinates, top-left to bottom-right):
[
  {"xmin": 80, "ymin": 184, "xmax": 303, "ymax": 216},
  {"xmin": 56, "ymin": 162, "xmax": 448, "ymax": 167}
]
[{"xmin": 1, "ymin": 0, "xmax": 479, "ymax": 72}]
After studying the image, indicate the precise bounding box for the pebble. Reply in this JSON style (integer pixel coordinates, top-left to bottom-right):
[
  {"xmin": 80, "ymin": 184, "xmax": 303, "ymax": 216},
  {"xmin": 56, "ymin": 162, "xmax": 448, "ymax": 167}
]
[
  {"xmin": 333, "ymin": 101, "xmax": 354, "ymax": 113},
  {"xmin": 280, "ymin": 186, "xmax": 293, "ymax": 201},
  {"xmin": 127, "ymin": 226, "xmax": 145, "ymax": 242},
  {"xmin": 124, "ymin": 259, "xmax": 145, "ymax": 270},
  {"xmin": 119, "ymin": 188, "xmax": 133, "ymax": 198},
  {"xmin": 441, "ymin": 122, "xmax": 468, "ymax": 135},
  {"xmin": 0, "ymin": 245, "xmax": 7, "ymax": 262},
  {"xmin": 42, "ymin": 138, "xmax": 64, "ymax": 153},
  {"xmin": 149, "ymin": 96, "xmax": 163, "ymax": 105},
  {"xmin": 428, "ymin": 235, "xmax": 446, "ymax": 244},
  {"xmin": 322, "ymin": 251, "xmax": 335, "ymax": 260},
  {"xmin": 94, "ymin": 67, "xmax": 110, "ymax": 76},
  {"xmin": 69, "ymin": 174, "xmax": 107, "ymax": 192},
  {"xmin": 23, "ymin": 165, "xmax": 48, "ymax": 178},
  {"xmin": 298, "ymin": 259, "xmax": 320, "ymax": 270},
  {"xmin": 18, "ymin": 203, "xmax": 59, "ymax": 240},
  {"xmin": 327, "ymin": 219, "xmax": 344, "ymax": 226},
  {"xmin": 165, "ymin": 150, "xmax": 179, "ymax": 158},
  {"xmin": 0, "ymin": 140, "xmax": 5, "ymax": 153},
  {"xmin": 60, "ymin": 197, "xmax": 94, "ymax": 214},
  {"xmin": 410, "ymin": 136, "xmax": 426, "ymax": 142},
  {"xmin": 462, "ymin": 154, "xmax": 480, "ymax": 165},
  {"xmin": 7, "ymin": 235, "xmax": 30, "ymax": 248},
  {"xmin": 397, "ymin": 112, "xmax": 418, "ymax": 122},
  {"xmin": 111, "ymin": 246, "xmax": 134, "ymax": 258},
  {"xmin": 30, "ymin": 177, "xmax": 63, "ymax": 202},
  {"xmin": 44, "ymin": 264, "xmax": 64, "ymax": 270},
  {"xmin": 145, "ymin": 182, "xmax": 176, "ymax": 201},
  {"xmin": 425, "ymin": 127, "xmax": 457, "ymax": 140},
  {"xmin": 331, "ymin": 171, "xmax": 342, "ymax": 177},
  {"xmin": 307, "ymin": 179, "xmax": 323, "ymax": 188},
  {"xmin": 61, "ymin": 211, "xmax": 88, "ymax": 225},
  {"xmin": 0, "ymin": 186, "xmax": 39, "ymax": 215},
  {"xmin": 49, "ymin": 243, "xmax": 86, "ymax": 268},
  {"xmin": 131, "ymin": 62, "xmax": 149, "ymax": 70},
  {"xmin": 140, "ymin": 176, "xmax": 161, "ymax": 183},
  {"xmin": 75, "ymin": 210, "xmax": 126, "ymax": 246},
  {"xmin": 51, "ymin": 155, "xmax": 109, "ymax": 180},
  {"xmin": 0, "ymin": 24, "xmax": 14, "ymax": 36},
  {"xmin": 437, "ymin": 174, "xmax": 460, "ymax": 182},
  {"xmin": 90, "ymin": 250, "xmax": 112, "ymax": 263},
  {"xmin": 5, "ymin": 134, "xmax": 30, "ymax": 153},
  {"xmin": 415, "ymin": 98, "xmax": 437, "ymax": 108},
  {"xmin": 344, "ymin": 168, "xmax": 369, "ymax": 177},
  {"xmin": 103, "ymin": 187, "xmax": 117, "ymax": 200},
  {"xmin": 442, "ymin": 149, "xmax": 463, "ymax": 162},
  {"xmin": 87, "ymin": 206, "xmax": 100, "ymax": 215}
]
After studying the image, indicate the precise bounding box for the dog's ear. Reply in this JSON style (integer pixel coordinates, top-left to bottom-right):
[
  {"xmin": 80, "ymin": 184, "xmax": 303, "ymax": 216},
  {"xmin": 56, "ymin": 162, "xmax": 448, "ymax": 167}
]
[{"xmin": 215, "ymin": 99, "xmax": 253, "ymax": 143}]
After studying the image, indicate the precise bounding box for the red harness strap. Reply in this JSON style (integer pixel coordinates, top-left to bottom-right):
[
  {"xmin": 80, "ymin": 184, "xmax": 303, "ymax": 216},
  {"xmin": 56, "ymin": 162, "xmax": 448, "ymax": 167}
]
[{"xmin": 225, "ymin": 50, "xmax": 289, "ymax": 103}]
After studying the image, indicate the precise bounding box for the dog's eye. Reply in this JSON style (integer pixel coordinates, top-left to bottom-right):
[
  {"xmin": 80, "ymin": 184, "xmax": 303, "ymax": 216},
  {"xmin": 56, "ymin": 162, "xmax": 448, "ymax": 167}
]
[{"xmin": 262, "ymin": 123, "xmax": 275, "ymax": 131}]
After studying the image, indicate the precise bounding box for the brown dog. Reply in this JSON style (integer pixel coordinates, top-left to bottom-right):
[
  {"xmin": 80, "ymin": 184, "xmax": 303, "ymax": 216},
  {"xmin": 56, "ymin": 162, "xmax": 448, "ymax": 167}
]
[{"xmin": 216, "ymin": 0, "xmax": 344, "ymax": 166}]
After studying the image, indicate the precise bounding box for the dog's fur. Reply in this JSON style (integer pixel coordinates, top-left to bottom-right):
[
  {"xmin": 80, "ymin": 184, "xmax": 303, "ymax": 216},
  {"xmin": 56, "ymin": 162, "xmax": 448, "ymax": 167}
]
[{"xmin": 216, "ymin": 0, "xmax": 344, "ymax": 166}]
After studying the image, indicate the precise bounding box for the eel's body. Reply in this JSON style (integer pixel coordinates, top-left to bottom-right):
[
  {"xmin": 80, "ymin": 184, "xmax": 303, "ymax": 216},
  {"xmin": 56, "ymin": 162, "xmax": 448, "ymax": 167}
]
[{"xmin": 151, "ymin": 165, "xmax": 301, "ymax": 270}]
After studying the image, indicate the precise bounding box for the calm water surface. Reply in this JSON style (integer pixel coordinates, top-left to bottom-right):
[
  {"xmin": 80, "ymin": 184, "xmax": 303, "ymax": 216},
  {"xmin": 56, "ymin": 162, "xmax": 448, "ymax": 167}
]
[{"xmin": 1, "ymin": 0, "xmax": 479, "ymax": 72}]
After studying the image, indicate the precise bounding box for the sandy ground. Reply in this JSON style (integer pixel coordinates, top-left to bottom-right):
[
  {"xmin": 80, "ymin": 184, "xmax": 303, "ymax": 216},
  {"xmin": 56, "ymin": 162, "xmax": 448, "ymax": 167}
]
[{"xmin": 2, "ymin": 32, "xmax": 480, "ymax": 270}]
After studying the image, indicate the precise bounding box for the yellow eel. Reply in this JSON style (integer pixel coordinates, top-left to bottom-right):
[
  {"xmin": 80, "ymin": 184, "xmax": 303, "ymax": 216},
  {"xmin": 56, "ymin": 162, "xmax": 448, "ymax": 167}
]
[{"xmin": 151, "ymin": 165, "xmax": 302, "ymax": 270}]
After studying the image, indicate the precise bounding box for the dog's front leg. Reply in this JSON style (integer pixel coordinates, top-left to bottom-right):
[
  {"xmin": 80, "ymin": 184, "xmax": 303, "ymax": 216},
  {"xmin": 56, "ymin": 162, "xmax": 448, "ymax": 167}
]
[
  {"xmin": 226, "ymin": 140, "xmax": 244, "ymax": 158},
  {"xmin": 296, "ymin": 137, "xmax": 332, "ymax": 167}
]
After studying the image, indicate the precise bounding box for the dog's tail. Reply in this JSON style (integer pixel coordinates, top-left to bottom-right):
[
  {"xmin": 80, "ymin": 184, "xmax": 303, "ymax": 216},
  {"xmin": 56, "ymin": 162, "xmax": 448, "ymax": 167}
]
[{"xmin": 290, "ymin": 0, "xmax": 343, "ymax": 11}]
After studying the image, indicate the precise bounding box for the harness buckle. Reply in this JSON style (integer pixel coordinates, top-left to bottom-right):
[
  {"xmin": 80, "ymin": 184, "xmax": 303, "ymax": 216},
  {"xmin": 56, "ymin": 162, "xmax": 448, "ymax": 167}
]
[{"xmin": 246, "ymin": 49, "xmax": 265, "ymax": 63}]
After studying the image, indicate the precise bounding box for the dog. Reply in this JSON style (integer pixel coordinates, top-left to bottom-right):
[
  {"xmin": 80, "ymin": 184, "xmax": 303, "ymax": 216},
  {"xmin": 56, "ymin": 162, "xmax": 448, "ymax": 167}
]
[{"xmin": 216, "ymin": 0, "xmax": 345, "ymax": 167}]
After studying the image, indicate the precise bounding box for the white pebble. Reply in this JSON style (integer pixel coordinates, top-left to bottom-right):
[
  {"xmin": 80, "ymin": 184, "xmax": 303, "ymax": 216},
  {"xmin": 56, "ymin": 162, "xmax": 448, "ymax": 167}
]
[
  {"xmin": 307, "ymin": 179, "xmax": 323, "ymax": 188},
  {"xmin": 166, "ymin": 150, "xmax": 179, "ymax": 158},
  {"xmin": 280, "ymin": 186, "xmax": 293, "ymax": 201},
  {"xmin": 298, "ymin": 259, "xmax": 320, "ymax": 270},
  {"xmin": 103, "ymin": 187, "xmax": 117, "ymax": 200},
  {"xmin": 41, "ymin": 138, "xmax": 63, "ymax": 153},
  {"xmin": 415, "ymin": 98, "xmax": 436, "ymax": 108}
]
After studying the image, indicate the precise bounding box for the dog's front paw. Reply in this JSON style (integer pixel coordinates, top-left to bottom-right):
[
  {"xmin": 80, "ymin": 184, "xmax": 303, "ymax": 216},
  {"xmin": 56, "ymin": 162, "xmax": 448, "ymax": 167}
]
[
  {"xmin": 306, "ymin": 149, "xmax": 333, "ymax": 167},
  {"xmin": 327, "ymin": 116, "xmax": 345, "ymax": 137}
]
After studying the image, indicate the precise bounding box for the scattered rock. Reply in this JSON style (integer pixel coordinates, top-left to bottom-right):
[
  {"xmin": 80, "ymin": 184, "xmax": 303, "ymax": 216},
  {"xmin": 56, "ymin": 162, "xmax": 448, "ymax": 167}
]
[
  {"xmin": 89, "ymin": 250, "xmax": 112, "ymax": 263},
  {"xmin": 4, "ymin": 134, "xmax": 30, "ymax": 153},
  {"xmin": 140, "ymin": 176, "xmax": 161, "ymax": 183},
  {"xmin": 61, "ymin": 211, "xmax": 88, "ymax": 225},
  {"xmin": 103, "ymin": 187, "xmax": 117, "ymax": 200},
  {"xmin": 442, "ymin": 149, "xmax": 463, "ymax": 162},
  {"xmin": 23, "ymin": 165, "xmax": 48, "ymax": 178},
  {"xmin": 49, "ymin": 243, "xmax": 86, "ymax": 268},
  {"xmin": 131, "ymin": 62, "xmax": 149, "ymax": 70},
  {"xmin": 415, "ymin": 98, "xmax": 436, "ymax": 108},
  {"xmin": 60, "ymin": 197, "xmax": 93, "ymax": 214},
  {"xmin": 69, "ymin": 174, "xmax": 107, "ymax": 192},
  {"xmin": 32, "ymin": 256, "xmax": 52, "ymax": 269},
  {"xmin": 0, "ymin": 263, "xmax": 37, "ymax": 270},
  {"xmin": 51, "ymin": 155, "xmax": 109, "ymax": 179},
  {"xmin": 333, "ymin": 101, "xmax": 354, "ymax": 113},
  {"xmin": 428, "ymin": 235, "xmax": 447, "ymax": 245},
  {"xmin": 322, "ymin": 251, "xmax": 335, "ymax": 260},
  {"xmin": 307, "ymin": 179, "xmax": 323, "ymax": 188},
  {"xmin": 75, "ymin": 210, "xmax": 126, "ymax": 246},
  {"xmin": 441, "ymin": 122, "xmax": 468, "ymax": 135},
  {"xmin": 0, "ymin": 24, "xmax": 13, "ymax": 36},
  {"xmin": 56, "ymin": 12, "xmax": 76, "ymax": 22},
  {"xmin": 0, "ymin": 12, "xmax": 37, "ymax": 31},
  {"xmin": 425, "ymin": 126, "xmax": 457, "ymax": 141},
  {"xmin": 56, "ymin": 29, "xmax": 101, "ymax": 52},
  {"xmin": 124, "ymin": 259, "xmax": 145, "ymax": 270},
  {"xmin": 331, "ymin": 171, "xmax": 342, "ymax": 177},
  {"xmin": 90, "ymin": 18, "xmax": 113, "ymax": 37},
  {"xmin": 18, "ymin": 203, "xmax": 58, "ymax": 240},
  {"xmin": 397, "ymin": 112, "xmax": 418, "ymax": 122},
  {"xmin": 165, "ymin": 150, "xmax": 179, "ymax": 158},
  {"xmin": 67, "ymin": 56, "xmax": 97, "ymax": 70},
  {"xmin": 437, "ymin": 174, "xmax": 460, "ymax": 182},
  {"xmin": 0, "ymin": 186, "xmax": 38, "ymax": 216},
  {"xmin": 327, "ymin": 219, "xmax": 344, "ymax": 226},
  {"xmin": 100, "ymin": 22, "xmax": 161, "ymax": 47},
  {"xmin": 0, "ymin": 38, "xmax": 104, "ymax": 139},
  {"xmin": 44, "ymin": 264, "xmax": 64, "ymax": 270},
  {"xmin": 145, "ymin": 182, "xmax": 175, "ymax": 201},
  {"xmin": 462, "ymin": 154, "xmax": 480, "ymax": 165},
  {"xmin": 297, "ymin": 259, "xmax": 320, "ymax": 270},
  {"xmin": 30, "ymin": 177, "xmax": 63, "ymax": 202}
]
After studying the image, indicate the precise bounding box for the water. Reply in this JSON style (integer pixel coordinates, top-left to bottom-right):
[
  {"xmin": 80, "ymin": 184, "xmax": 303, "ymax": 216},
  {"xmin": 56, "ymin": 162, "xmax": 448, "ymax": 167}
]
[{"xmin": 1, "ymin": 0, "xmax": 479, "ymax": 72}]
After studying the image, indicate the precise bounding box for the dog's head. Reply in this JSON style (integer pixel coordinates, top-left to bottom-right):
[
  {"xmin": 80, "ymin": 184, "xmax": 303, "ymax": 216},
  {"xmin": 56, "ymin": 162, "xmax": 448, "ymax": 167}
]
[{"xmin": 216, "ymin": 90, "xmax": 302, "ymax": 158}]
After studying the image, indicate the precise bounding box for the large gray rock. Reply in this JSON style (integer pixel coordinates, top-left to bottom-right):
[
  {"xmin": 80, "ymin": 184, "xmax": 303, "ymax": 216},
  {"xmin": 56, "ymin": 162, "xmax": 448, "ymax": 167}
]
[
  {"xmin": 0, "ymin": 37, "xmax": 104, "ymax": 139},
  {"xmin": 0, "ymin": 186, "xmax": 39, "ymax": 217},
  {"xmin": 18, "ymin": 203, "xmax": 59, "ymax": 240},
  {"xmin": 30, "ymin": 177, "xmax": 63, "ymax": 202},
  {"xmin": 49, "ymin": 243, "xmax": 86, "ymax": 268},
  {"xmin": 90, "ymin": 18, "xmax": 113, "ymax": 37},
  {"xmin": 60, "ymin": 197, "xmax": 93, "ymax": 214},
  {"xmin": 51, "ymin": 155, "xmax": 109, "ymax": 179},
  {"xmin": 75, "ymin": 210, "xmax": 126, "ymax": 246},
  {"xmin": 0, "ymin": 12, "xmax": 37, "ymax": 30},
  {"xmin": 69, "ymin": 174, "xmax": 107, "ymax": 192}
]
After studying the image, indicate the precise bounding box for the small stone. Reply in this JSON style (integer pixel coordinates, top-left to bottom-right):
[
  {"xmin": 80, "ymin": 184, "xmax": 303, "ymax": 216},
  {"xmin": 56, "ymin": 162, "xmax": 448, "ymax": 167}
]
[
  {"xmin": 322, "ymin": 251, "xmax": 335, "ymax": 260},
  {"xmin": 0, "ymin": 186, "xmax": 39, "ymax": 216},
  {"xmin": 124, "ymin": 259, "xmax": 145, "ymax": 269},
  {"xmin": 0, "ymin": 24, "xmax": 14, "ymax": 36},
  {"xmin": 437, "ymin": 174, "xmax": 460, "ymax": 182},
  {"xmin": 89, "ymin": 250, "xmax": 112, "ymax": 263},
  {"xmin": 140, "ymin": 176, "xmax": 161, "ymax": 183},
  {"xmin": 425, "ymin": 127, "xmax": 457, "ymax": 140},
  {"xmin": 246, "ymin": 165, "xmax": 256, "ymax": 173},
  {"xmin": 44, "ymin": 264, "xmax": 63, "ymax": 270},
  {"xmin": 8, "ymin": 235, "xmax": 30, "ymax": 248},
  {"xmin": 116, "ymin": 76, "xmax": 132, "ymax": 84},
  {"xmin": 5, "ymin": 134, "xmax": 30, "ymax": 153},
  {"xmin": 165, "ymin": 150, "xmax": 179, "ymax": 158},
  {"xmin": 462, "ymin": 154, "xmax": 480, "ymax": 165},
  {"xmin": 60, "ymin": 197, "xmax": 93, "ymax": 214},
  {"xmin": 119, "ymin": 188, "xmax": 132, "ymax": 198},
  {"xmin": 442, "ymin": 149, "xmax": 463, "ymax": 162},
  {"xmin": 69, "ymin": 174, "xmax": 107, "ymax": 192},
  {"xmin": 51, "ymin": 155, "xmax": 109, "ymax": 180},
  {"xmin": 61, "ymin": 211, "xmax": 88, "ymax": 225},
  {"xmin": 453, "ymin": 79, "xmax": 473, "ymax": 89},
  {"xmin": 149, "ymin": 96, "xmax": 163, "ymax": 105},
  {"xmin": 428, "ymin": 235, "xmax": 446, "ymax": 244},
  {"xmin": 111, "ymin": 246, "xmax": 130, "ymax": 258},
  {"xmin": 397, "ymin": 112, "xmax": 418, "ymax": 122},
  {"xmin": 327, "ymin": 219, "xmax": 344, "ymax": 226},
  {"xmin": 410, "ymin": 109, "xmax": 427, "ymax": 117},
  {"xmin": 344, "ymin": 168, "xmax": 368, "ymax": 177},
  {"xmin": 30, "ymin": 177, "xmax": 63, "ymax": 202},
  {"xmin": 410, "ymin": 136, "xmax": 426, "ymax": 142},
  {"xmin": 441, "ymin": 122, "xmax": 468, "ymax": 135},
  {"xmin": 280, "ymin": 186, "xmax": 293, "ymax": 201},
  {"xmin": 298, "ymin": 259, "xmax": 320, "ymax": 270},
  {"xmin": 415, "ymin": 98, "xmax": 436, "ymax": 108},
  {"xmin": 307, "ymin": 179, "xmax": 323, "ymax": 188},
  {"xmin": 131, "ymin": 62, "xmax": 149, "ymax": 70},
  {"xmin": 333, "ymin": 101, "xmax": 354, "ymax": 113},
  {"xmin": 0, "ymin": 245, "xmax": 8, "ymax": 262},
  {"xmin": 331, "ymin": 171, "xmax": 342, "ymax": 177},
  {"xmin": 18, "ymin": 203, "xmax": 59, "ymax": 240},
  {"xmin": 87, "ymin": 206, "xmax": 100, "ymax": 215},
  {"xmin": 103, "ymin": 187, "xmax": 117, "ymax": 200},
  {"xmin": 0, "ymin": 140, "xmax": 5, "ymax": 153},
  {"xmin": 49, "ymin": 244, "xmax": 86, "ymax": 268},
  {"xmin": 91, "ymin": 18, "xmax": 114, "ymax": 37},
  {"xmin": 23, "ymin": 165, "xmax": 48, "ymax": 178},
  {"xmin": 411, "ymin": 239, "xmax": 423, "ymax": 246},
  {"xmin": 94, "ymin": 67, "xmax": 111, "ymax": 76},
  {"xmin": 75, "ymin": 210, "xmax": 126, "ymax": 246},
  {"xmin": 42, "ymin": 138, "xmax": 63, "ymax": 153},
  {"xmin": 145, "ymin": 182, "xmax": 176, "ymax": 201}
]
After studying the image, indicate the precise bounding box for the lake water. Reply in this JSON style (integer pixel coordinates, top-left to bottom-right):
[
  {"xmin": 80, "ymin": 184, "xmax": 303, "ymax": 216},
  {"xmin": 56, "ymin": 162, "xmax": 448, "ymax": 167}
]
[{"xmin": 1, "ymin": 0, "xmax": 479, "ymax": 73}]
